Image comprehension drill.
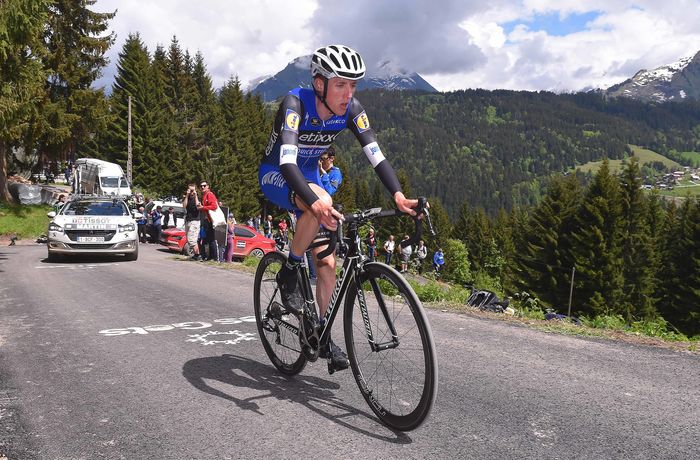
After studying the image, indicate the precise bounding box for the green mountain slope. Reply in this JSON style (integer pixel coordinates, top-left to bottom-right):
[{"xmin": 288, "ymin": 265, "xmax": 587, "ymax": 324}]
[{"xmin": 333, "ymin": 89, "xmax": 700, "ymax": 215}]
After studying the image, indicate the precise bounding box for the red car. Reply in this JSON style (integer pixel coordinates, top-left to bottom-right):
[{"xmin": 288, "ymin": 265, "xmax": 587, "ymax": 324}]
[{"xmin": 159, "ymin": 224, "xmax": 276, "ymax": 258}]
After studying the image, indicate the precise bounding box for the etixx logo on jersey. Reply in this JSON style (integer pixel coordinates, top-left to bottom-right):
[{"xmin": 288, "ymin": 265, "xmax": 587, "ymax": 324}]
[
  {"xmin": 284, "ymin": 109, "xmax": 300, "ymax": 132},
  {"xmin": 354, "ymin": 111, "xmax": 370, "ymax": 133}
]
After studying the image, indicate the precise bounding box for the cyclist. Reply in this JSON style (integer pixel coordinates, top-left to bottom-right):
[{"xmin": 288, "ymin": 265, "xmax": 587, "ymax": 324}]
[{"xmin": 259, "ymin": 44, "xmax": 418, "ymax": 371}]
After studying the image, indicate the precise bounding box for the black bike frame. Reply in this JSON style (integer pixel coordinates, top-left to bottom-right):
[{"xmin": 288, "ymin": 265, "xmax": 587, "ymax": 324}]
[{"xmin": 297, "ymin": 224, "xmax": 400, "ymax": 353}]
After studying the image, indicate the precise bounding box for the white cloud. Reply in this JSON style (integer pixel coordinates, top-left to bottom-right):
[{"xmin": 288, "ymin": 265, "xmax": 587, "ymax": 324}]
[{"xmin": 93, "ymin": 0, "xmax": 700, "ymax": 93}]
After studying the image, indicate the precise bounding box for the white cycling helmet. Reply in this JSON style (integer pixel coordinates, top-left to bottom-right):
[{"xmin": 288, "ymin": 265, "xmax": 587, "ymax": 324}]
[{"xmin": 311, "ymin": 45, "xmax": 366, "ymax": 80}]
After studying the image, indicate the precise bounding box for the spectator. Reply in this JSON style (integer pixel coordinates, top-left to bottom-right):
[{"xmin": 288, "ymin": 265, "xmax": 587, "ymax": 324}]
[
  {"xmin": 224, "ymin": 214, "xmax": 236, "ymax": 263},
  {"xmin": 384, "ymin": 235, "xmax": 395, "ymax": 265},
  {"xmin": 136, "ymin": 206, "xmax": 148, "ymax": 243},
  {"xmin": 197, "ymin": 214, "xmax": 208, "ymax": 260},
  {"xmin": 303, "ymin": 147, "xmax": 345, "ymax": 281},
  {"xmin": 433, "ymin": 248, "xmax": 445, "ymax": 275},
  {"xmin": 182, "ymin": 183, "xmax": 201, "ymax": 260},
  {"xmin": 277, "ymin": 217, "xmax": 288, "ymax": 244},
  {"xmin": 254, "ymin": 214, "xmax": 262, "ymax": 232},
  {"xmin": 400, "ymin": 235, "xmax": 412, "ymax": 273},
  {"xmin": 416, "ymin": 240, "xmax": 428, "ymax": 274},
  {"xmin": 150, "ymin": 205, "xmax": 163, "ymax": 243},
  {"xmin": 365, "ymin": 228, "xmax": 377, "ymax": 262},
  {"xmin": 134, "ymin": 192, "xmax": 145, "ymax": 209},
  {"xmin": 163, "ymin": 206, "xmax": 174, "ymax": 229},
  {"xmin": 53, "ymin": 194, "xmax": 67, "ymax": 215},
  {"xmin": 263, "ymin": 215, "xmax": 273, "ymax": 239},
  {"xmin": 197, "ymin": 181, "xmax": 220, "ymax": 261},
  {"xmin": 319, "ymin": 146, "xmax": 342, "ymax": 195}
]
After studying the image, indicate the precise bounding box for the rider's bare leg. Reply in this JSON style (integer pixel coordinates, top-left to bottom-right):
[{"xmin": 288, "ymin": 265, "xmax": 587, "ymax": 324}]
[
  {"xmin": 290, "ymin": 183, "xmax": 332, "ymax": 257},
  {"xmin": 312, "ymin": 245, "xmax": 336, "ymax": 318}
]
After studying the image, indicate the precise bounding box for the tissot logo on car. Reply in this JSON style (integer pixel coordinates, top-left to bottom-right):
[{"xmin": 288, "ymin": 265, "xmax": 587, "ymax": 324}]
[
  {"xmin": 354, "ymin": 111, "xmax": 370, "ymax": 132},
  {"xmin": 284, "ymin": 109, "xmax": 300, "ymax": 132}
]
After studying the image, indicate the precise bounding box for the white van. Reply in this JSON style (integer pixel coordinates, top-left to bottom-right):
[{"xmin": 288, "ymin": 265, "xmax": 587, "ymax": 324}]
[{"xmin": 74, "ymin": 158, "xmax": 132, "ymax": 196}]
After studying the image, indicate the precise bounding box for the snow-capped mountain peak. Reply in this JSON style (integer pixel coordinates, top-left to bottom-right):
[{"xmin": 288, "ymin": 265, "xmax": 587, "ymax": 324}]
[
  {"xmin": 250, "ymin": 56, "xmax": 436, "ymax": 102},
  {"xmin": 606, "ymin": 51, "xmax": 700, "ymax": 103}
]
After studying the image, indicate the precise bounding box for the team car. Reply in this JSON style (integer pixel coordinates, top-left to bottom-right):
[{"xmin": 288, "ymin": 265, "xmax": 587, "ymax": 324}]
[{"xmin": 46, "ymin": 195, "xmax": 140, "ymax": 262}]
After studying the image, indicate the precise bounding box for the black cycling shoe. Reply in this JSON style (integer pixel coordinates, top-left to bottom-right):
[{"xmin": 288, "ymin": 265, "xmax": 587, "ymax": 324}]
[
  {"xmin": 320, "ymin": 340, "xmax": 349, "ymax": 373},
  {"xmin": 275, "ymin": 266, "xmax": 304, "ymax": 315}
]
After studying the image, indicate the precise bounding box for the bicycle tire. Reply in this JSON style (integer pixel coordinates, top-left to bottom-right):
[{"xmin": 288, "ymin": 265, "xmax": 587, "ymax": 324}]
[
  {"xmin": 343, "ymin": 262, "xmax": 438, "ymax": 431},
  {"xmin": 253, "ymin": 251, "xmax": 307, "ymax": 375}
]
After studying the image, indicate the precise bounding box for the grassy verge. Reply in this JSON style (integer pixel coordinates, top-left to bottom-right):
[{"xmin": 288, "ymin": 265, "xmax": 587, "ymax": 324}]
[
  {"xmin": 172, "ymin": 255, "xmax": 699, "ymax": 353},
  {"xmin": 0, "ymin": 202, "xmax": 52, "ymax": 239}
]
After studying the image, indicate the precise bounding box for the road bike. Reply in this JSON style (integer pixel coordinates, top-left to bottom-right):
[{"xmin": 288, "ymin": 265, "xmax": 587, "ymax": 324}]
[{"xmin": 253, "ymin": 199, "xmax": 438, "ymax": 431}]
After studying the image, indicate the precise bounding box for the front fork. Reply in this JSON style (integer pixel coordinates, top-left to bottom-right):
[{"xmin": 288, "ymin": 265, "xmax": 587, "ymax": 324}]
[{"xmin": 357, "ymin": 263, "xmax": 400, "ymax": 352}]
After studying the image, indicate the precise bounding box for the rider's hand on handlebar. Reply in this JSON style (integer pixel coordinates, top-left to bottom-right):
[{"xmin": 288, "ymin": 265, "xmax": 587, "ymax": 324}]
[
  {"xmin": 311, "ymin": 199, "xmax": 343, "ymax": 230},
  {"xmin": 393, "ymin": 191, "xmax": 428, "ymax": 217}
]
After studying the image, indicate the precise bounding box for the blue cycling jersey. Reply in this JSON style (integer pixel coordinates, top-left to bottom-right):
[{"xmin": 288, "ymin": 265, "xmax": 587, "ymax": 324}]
[{"xmin": 259, "ymin": 87, "xmax": 401, "ymax": 210}]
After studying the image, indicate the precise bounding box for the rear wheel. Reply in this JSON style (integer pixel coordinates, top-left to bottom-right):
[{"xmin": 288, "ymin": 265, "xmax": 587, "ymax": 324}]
[
  {"xmin": 253, "ymin": 251, "xmax": 306, "ymax": 375},
  {"xmin": 344, "ymin": 262, "xmax": 437, "ymax": 431}
]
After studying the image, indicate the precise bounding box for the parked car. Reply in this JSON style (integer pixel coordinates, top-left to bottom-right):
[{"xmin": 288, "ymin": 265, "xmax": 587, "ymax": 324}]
[
  {"xmin": 159, "ymin": 224, "xmax": 276, "ymax": 258},
  {"xmin": 46, "ymin": 195, "xmax": 140, "ymax": 262},
  {"xmin": 144, "ymin": 200, "xmax": 186, "ymax": 230}
]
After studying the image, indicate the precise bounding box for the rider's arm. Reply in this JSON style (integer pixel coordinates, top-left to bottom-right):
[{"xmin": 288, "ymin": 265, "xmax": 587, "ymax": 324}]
[
  {"xmin": 346, "ymin": 98, "xmax": 401, "ymax": 197},
  {"xmin": 277, "ymin": 94, "xmax": 320, "ymax": 207}
]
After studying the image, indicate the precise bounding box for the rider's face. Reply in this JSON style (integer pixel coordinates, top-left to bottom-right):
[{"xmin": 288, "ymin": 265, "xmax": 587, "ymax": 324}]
[{"xmin": 321, "ymin": 77, "xmax": 357, "ymax": 114}]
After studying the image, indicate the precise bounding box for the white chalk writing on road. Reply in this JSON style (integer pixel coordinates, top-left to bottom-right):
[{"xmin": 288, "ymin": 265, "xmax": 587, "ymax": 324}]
[{"xmin": 98, "ymin": 316, "xmax": 256, "ymax": 336}]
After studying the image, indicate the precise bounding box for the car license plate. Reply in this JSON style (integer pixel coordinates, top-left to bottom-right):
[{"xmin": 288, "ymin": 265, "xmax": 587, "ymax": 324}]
[{"xmin": 77, "ymin": 236, "xmax": 105, "ymax": 243}]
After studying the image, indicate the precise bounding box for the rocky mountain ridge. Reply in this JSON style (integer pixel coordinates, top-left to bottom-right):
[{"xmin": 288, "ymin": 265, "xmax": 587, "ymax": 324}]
[
  {"xmin": 606, "ymin": 51, "xmax": 700, "ymax": 103},
  {"xmin": 250, "ymin": 55, "xmax": 436, "ymax": 102}
]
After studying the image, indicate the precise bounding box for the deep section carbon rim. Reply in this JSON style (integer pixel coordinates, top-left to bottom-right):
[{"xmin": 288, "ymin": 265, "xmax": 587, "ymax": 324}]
[{"xmin": 344, "ymin": 263, "xmax": 437, "ymax": 431}]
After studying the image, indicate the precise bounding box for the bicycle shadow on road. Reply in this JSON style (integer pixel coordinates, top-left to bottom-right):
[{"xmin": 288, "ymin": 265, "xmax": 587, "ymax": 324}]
[{"xmin": 182, "ymin": 353, "xmax": 411, "ymax": 443}]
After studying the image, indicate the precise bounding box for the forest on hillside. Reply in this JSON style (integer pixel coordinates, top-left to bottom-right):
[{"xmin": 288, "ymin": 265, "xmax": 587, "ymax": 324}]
[
  {"xmin": 334, "ymin": 89, "xmax": 700, "ymax": 216},
  {"xmin": 1, "ymin": 0, "xmax": 698, "ymax": 336}
]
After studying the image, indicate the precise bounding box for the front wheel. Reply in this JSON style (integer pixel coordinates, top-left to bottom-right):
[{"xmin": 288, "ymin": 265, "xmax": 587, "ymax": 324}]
[
  {"xmin": 253, "ymin": 251, "xmax": 306, "ymax": 375},
  {"xmin": 344, "ymin": 262, "xmax": 438, "ymax": 431}
]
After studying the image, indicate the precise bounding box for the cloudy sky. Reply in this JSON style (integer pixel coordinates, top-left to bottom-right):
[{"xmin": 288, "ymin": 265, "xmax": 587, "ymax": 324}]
[{"xmin": 93, "ymin": 0, "xmax": 700, "ymax": 93}]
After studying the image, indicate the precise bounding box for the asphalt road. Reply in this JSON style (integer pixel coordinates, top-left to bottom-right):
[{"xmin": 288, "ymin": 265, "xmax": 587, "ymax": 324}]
[{"xmin": 0, "ymin": 244, "xmax": 698, "ymax": 459}]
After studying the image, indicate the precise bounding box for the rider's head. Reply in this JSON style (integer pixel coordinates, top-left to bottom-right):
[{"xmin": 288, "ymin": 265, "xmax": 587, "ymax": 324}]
[{"xmin": 311, "ymin": 45, "xmax": 365, "ymax": 116}]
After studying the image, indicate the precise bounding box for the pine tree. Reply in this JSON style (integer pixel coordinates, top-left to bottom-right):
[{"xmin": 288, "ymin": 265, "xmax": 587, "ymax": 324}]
[
  {"xmin": 164, "ymin": 36, "xmax": 200, "ymax": 191},
  {"xmin": 658, "ymin": 197, "xmax": 700, "ymax": 336},
  {"xmin": 0, "ymin": 0, "xmax": 51, "ymax": 202},
  {"xmin": 37, "ymin": 0, "xmax": 115, "ymax": 163},
  {"xmin": 492, "ymin": 207, "xmax": 518, "ymax": 291},
  {"xmin": 570, "ymin": 159, "xmax": 625, "ymax": 317},
  {"xmin": 332, "ymin": 154, "xmax": 356, "ymax": 211},
  {"xmin": 188, "ymin": 52, "xmax": 225, "ymax": 198},
  {"xmin": 515, "ymin": 174, "xmax": 581, "ymax": 308},
  {"xmin": 137, "ymin": 45, "xmax": 176, "ymax": 195},
  {"xmin": 425, "ymin": 197, "xmax": 451, "ymax": 251},
  {"xmin": 355, "ymin": 178, "xmax": 372, "ymax": 209},
  {"xmin": 94, "ymin": 33, "xmax": 151, "ymax": 174},
  {"xmin": 618, "ymin": 158, "xmax": 657, "ymax": 320},
  {"xmin": 218, "ymin": 77, "xmax": 260, "ymax": 220},
  {"xmin": 452, "ymin": 202, "xmax": 492, "ymax": 272}
]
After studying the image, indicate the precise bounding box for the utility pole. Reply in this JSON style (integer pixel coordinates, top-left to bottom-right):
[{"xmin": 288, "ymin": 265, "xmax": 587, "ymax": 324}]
[
  {"xmin": 127, "ymin": 96, "xmax": 133, "ymax": 184},
  {"xmin": 568, "ymin": 266, "xmax": 575, "ymax": 317}
]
